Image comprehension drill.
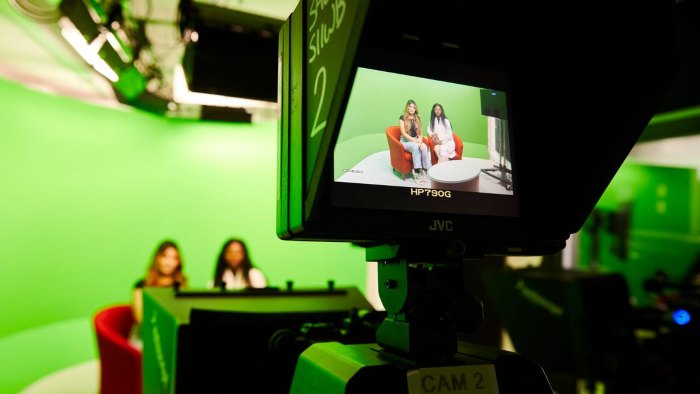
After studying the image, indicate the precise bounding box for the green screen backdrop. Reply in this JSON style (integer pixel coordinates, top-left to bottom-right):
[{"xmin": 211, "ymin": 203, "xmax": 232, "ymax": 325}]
[
  {"xmin": 334, "ymin": 68, "xmax": 490, "ymax": 178},
  {"xmin": 0, "ymin": 77, "xmax": 368, "ymax": 393}
]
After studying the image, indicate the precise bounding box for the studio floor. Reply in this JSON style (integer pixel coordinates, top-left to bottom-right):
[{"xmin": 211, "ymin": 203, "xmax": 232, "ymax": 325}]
[
  {"xmin": 19, "ymin": 360, "xmax": 98, "ymax": 394},
  {"xmin": 336, "ymin": 151, "xmax": 513, "ymax": 195}
]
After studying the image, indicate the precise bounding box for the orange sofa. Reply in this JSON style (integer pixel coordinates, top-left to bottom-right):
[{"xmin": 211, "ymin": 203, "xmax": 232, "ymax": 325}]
[
  {"xmin": 94, "ymin": 305, "xmax": 142, "ymax": 394},
  {"xmin": 386, "ymin": 125, "xmax": 430, "ymax": 179},
  {"xmin": 427, "ymin": 132, "xmax": 464, "ymax": 165}
]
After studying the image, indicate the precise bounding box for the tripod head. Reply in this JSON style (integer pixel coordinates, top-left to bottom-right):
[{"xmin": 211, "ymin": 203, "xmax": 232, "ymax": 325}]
[{"xmin": 291, "ymin": 243, "xmax": 556, "ymax": 393}]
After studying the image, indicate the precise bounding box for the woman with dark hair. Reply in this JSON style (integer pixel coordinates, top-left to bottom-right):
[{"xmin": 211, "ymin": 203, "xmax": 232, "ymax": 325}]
[
  {"xmin": 213, "ymin": 238, "xmax": 267, "ymax": 289},
  {"xmin": 399, "ymin": 99, "xmax": 431, "ymax": 183},
  {"xmin": 130, "ymin": 240, "xmax": 188, "ymax": 348},
  {"xmin": 428, "ymin": 103, "xmax": 456, "ymax": 162}
]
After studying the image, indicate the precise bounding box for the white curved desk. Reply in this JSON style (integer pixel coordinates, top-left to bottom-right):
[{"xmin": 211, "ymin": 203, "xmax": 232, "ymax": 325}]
[{"xmin": 428, "ymin": 160, "xmax": 481, "ymax": 192}]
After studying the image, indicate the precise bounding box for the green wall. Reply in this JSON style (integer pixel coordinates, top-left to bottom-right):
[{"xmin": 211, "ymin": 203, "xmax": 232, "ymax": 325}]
[
  {"xmin": 0, "ymin": 78, "xmax": 368, "ymax": 393},
  {"xmin": 334, "ymin": 68, "xmax": 490, "ymax": 176},
  {"xmin": 578, "ymin": 161, "xmax": 700, "ymax": 306}
]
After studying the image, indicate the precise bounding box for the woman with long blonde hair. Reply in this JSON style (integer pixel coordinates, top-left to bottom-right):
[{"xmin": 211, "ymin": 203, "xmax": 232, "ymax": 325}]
[
  {"xmin": 399, "ymin": 99, "xmax": 431, "ymax": 183},
  {"xmin": 129, "ymin": 240, "xmax": 187, "ymax": 348}
]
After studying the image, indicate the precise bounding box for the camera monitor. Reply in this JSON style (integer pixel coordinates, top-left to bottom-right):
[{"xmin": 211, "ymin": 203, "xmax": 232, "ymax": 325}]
[
  {"xmin": 277, "ymin": 0, "xmax": 680, "ymax": 257},
  {"xmin": 333, "ymin": 67, "xmax": 515, "ymax": 217}
]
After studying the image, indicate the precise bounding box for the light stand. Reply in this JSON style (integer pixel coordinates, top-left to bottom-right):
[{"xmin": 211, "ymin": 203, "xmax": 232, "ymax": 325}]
[
  {"xmin": 290, "ymin": 243, "xmax": 553, "ymax": 393},
  {"xmin": 481, "ymin": 117, "xmax": 513, "ymax": 191}
]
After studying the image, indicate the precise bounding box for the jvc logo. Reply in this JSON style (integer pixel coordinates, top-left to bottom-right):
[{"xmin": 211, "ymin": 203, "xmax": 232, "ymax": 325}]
[{"xmin": 429, "ymin": 219, "xmax": 453, "ymax": 232}]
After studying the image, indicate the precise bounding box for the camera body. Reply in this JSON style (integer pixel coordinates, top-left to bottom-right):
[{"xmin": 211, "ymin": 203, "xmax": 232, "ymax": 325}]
[{"xmin": 277, "ymin": 0, "xmax": 680, "ymax": 391}]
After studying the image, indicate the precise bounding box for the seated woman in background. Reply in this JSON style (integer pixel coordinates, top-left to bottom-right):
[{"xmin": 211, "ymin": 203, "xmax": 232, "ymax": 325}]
[
  {"xmin": 130, "ymin": 240, "xmax": 188, "ymax": 348},
  {"xmin": 427, "ymin": 103, "xmax": 456, "ymax": 163},
  {"xmin": 212, "ymin": 238, "xmax": 267, "ymax": 289}
]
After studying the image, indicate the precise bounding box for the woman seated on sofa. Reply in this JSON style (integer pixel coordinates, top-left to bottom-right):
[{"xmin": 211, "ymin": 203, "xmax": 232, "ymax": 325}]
[
  {"xmin": 212, "ymin": 238, "xmax": 267, "ymax": 289},
  {"xmin": 399, "ymin": 99, "xmax": 431, "ymax": 183},
  {"xmin": 427, "ymin": 103, "xmax": 456, "ymax": 163},
  {"xmin": 130, "ymin": 240, "xmax": 188, "ymax": 348}
]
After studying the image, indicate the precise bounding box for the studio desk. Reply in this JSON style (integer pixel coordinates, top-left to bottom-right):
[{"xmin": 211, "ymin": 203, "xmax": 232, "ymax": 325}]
[{"xmin": 142, "ymin": 286, "xmax": 374, "ymax": 393}]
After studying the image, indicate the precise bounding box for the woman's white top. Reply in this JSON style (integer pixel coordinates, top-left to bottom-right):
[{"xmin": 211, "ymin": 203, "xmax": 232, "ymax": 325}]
[
  {"xmin": 222, "ymin": 268, "xmax": 267, "ymax": 289},
  {"xmin": 428, "ymin": 118, "xmax": 456, "ymax": 159}
]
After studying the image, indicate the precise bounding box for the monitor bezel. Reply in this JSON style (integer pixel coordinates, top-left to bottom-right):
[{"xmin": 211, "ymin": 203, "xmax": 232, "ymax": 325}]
[{"xmin": 281, "ymin": 46, "xmax": 566, "ymax": 253}]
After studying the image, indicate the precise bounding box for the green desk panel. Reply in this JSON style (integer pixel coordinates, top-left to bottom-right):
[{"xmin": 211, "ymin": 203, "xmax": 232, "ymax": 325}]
[{"xmin": 142, "ymin": 287, "xmax": 373, "ymax": 393}]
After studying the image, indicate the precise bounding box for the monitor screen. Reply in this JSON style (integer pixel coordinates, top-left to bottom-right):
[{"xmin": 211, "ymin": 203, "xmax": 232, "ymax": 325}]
[{"xmin": 331, "ymin": 67, "xmax": 517, "ymax": 217}]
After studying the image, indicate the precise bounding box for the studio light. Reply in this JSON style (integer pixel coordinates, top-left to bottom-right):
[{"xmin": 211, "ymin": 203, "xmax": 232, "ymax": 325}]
[
  {"xmin": 172, "ymin": 64, "xmax": 276, "ymax": 110},
  {"xmin": 58, "ymin": 0, "xmax": 103, "ymax": 41},
  {"xmin": 176, "ymin": 1, "xmax": 282, "ymax": 110},
  {"xmin": 56, "ymin": 0, "xmax": 283, "ymax": 118},
  {"xmin": 57, "ymin": 0, "xmax": 131, "ymax": 83},
  {"xmin": 57, "ymin": 0, "xmax": 171, "ymax": 114},
  {"xmin": 58, "ymin": 16, "xmax": 119, "ymax": 82}
]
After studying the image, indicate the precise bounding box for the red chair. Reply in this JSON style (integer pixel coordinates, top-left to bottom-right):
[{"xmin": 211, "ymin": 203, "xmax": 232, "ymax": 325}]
[
  {"xmin": 427, "ymin": 132, "xmax": 464, "ymax": 165},
  {"xmin": 94, "ymin": 305, "xmax": 142, "ymax": 394},
  {"xmin": 386, "ymin": 125, "xmax": 430, "ymax": 179}
]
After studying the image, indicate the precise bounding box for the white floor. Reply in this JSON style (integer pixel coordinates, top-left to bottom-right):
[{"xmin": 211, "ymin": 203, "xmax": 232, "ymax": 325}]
[
  {"xmin": 336, "ymin": 150, "xmax": 513, "ymax": 195},
  {"xmin": 20, "ymin": 360, "xmax": 99, "ymax": 394}
]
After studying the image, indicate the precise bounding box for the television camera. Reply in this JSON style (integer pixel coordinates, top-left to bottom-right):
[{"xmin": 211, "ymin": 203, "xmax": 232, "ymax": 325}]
[{"xmin": 277, "ymin": 0, "xmax": 680, "ymax": 391}]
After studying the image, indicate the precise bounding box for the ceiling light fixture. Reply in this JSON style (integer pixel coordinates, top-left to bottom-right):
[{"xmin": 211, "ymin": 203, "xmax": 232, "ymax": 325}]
[{"xmin": 172, "ymin": 64, "xmax": 277, "ymax": 110}]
